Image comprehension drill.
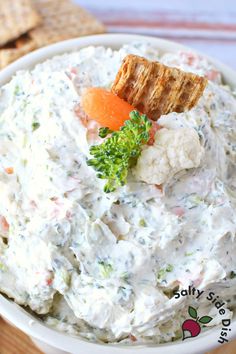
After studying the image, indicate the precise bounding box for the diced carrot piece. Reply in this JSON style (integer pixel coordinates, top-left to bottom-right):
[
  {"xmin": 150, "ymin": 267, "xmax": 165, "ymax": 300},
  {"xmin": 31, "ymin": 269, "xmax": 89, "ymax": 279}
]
[
  {"xmin": 172, "ymin": 207, "xmax": 185, "ymax": 217},
  {"xmin": 46, "ymin": 278, "xmax": 53, "ymax": 286},
  {"xmin": 81, "ymin": 87, "xmax": 135, "ymax": 131},
  {"xmin": 155, "ymin": 184, "xmax": 163, "ymax": 192},
  {"xmin": 0, "ymin": 216, "xmax": 9, "ymax": 232},
  {"xmin": 206, "ymin": 69, "xmax": 219, "ymax": 81},
  {"xmin": 5, "ymin": 167, "xmax": 14, "ymax": 174},
  {"xmin": 148, "ymin": 122, "xmax": 162, "ymax": 145},
  {"xmin": 74, "ymin": 104, "xmax": 89, "ymax": 127},
  {"xmin": 129, "ymin": 334, "xmax": 137, "ymax": 342}
]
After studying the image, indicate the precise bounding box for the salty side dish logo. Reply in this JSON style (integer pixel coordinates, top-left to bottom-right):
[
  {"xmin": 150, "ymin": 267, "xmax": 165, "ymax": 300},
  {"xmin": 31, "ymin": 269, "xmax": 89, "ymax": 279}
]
[
  {"xmin": 182, "ymin": 306, "xmax": 212, "ymax": 340},
  {"xmin": 174, "ymin": 286, "xmax": 232, "ymax": 344}
]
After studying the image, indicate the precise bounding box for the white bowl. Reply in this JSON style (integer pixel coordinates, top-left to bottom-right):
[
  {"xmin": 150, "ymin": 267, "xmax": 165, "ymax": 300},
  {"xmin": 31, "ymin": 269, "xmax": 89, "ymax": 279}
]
[{"xmin": 0, "ymin": 34, "xmax": 235, "ymax": 354}]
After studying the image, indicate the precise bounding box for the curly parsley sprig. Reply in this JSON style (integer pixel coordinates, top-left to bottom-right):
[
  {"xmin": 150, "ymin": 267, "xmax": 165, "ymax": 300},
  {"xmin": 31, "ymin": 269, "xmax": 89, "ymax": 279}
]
[{"xmin": 87, "ymin": 110, "xmax": 152, "ymax": 193}]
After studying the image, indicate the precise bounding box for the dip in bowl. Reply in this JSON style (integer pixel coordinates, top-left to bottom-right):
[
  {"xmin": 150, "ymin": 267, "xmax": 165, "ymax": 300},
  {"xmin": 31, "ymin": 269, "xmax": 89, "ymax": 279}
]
[{"xmin": 0, "ymin": 34, "xmax": 236, "ymax": 354}]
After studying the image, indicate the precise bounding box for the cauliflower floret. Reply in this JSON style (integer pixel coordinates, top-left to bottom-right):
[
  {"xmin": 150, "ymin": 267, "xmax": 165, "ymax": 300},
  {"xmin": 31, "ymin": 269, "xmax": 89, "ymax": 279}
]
[{"xmin": 133, "ymin": 128, "xmax": 204, "ymax": 185}]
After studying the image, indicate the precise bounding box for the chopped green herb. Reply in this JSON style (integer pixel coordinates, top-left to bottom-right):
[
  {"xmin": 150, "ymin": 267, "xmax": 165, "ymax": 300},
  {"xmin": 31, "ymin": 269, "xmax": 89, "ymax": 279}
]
[
  {"xmin": 87, "ymin": 110, "xmax": 152, "ymax": 193},
  {"xmin": 185, "ymin": 251, "xmax": 194, "ymax": 257},
  {"xmin": 157, "ymin": 268, "xmax": 166, "ymax": 280},
  {"xmin": 0, "ymin": 262, "xmax": 6, "ymax": 271},
  {"xmin": 23, "ymin": 135, "xmax": 28, "ymax": 147},
  {"xmin": 22, "ymin": 159, "xmax": 28, "ymax": 166},
  {"xmin": 98, "ymin": 261, "xmax": 113, "ymax": 278},
  {"xmin": 61, "ymin": 270, "xmax": 71, "ymax": 286},
  {"xmin": 166, "ymin": 264, "xmax": 174, "ymax": 272},
  {"xmin": 32, "ymin": 122, "xmax": 40, "ymax": 131},
  {"xmin": 186, "ymin": 194, "xmax": 203, "ymax": 209},
  {"xmin": 139, "ymin": 218, "xmax": 147, "ymax": 227},
  {"xmin": 121, "ymin": 271, "xmax": 130, "ymax": 281},
  {"xmin": 157, "ymin": 264, "xmax": 174, "ymax": 280},
  {"xmin": 14, "ymin": 85, "xmax": 21, "ymax": 96},
  {"xmin": 230, "ymin": 271, "xmax": 236, "ymax": 279}
]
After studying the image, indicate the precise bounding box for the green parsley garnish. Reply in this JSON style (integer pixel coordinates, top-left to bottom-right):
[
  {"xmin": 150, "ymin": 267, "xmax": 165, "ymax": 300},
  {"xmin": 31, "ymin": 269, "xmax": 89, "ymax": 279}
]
[
  {"xmin": 87, "ymin": 110, "xmax": 152, "ymax": 193},
  {"xmin": 32, "ymin": 122, "xmax": 40, "ymax": 131},
  {"xmin": 99, "ymin": 127, "xmax": 113, "ymax": 138}
]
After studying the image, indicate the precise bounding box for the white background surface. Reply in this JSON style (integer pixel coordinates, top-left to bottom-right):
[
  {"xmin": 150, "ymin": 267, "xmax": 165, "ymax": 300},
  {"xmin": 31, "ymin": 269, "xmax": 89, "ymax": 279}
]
[{"xmin": 75, "ymin": 0, "xmax": 236, "ymax": 69}]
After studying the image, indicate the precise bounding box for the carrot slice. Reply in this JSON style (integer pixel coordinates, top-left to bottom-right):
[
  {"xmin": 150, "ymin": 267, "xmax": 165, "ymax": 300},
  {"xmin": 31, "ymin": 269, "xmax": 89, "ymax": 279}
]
[{"xmin": 81, "ymin": 87, "xmax": 135, "ymax": 131}]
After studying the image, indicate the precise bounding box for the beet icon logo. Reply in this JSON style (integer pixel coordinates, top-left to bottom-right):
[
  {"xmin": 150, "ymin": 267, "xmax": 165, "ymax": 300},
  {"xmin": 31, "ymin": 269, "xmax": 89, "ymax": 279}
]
[{"xmin": 182, "ymin": 306, "xmax": 213, "ymax": 340}]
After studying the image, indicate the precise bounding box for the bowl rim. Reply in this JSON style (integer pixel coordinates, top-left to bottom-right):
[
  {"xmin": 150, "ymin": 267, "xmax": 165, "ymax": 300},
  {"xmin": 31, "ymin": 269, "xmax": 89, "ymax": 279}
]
[{"xmin": 0, "ymin": 33, "xmax": 235, "ymax": 354}]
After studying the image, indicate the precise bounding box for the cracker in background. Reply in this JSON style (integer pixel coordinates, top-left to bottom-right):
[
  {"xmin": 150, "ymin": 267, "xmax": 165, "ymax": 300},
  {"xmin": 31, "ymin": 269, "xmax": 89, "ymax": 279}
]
[
  {"xmin": 0, "ymin": 35, "xmax": 36, "ymax": 69},
  {"xmin": 112, "ymin": 54, "xmax": 208, "ymax": 120},
  {"xmin": 30, "ymin": 0, "xmax": 106, "ymax": 47},
  {"xmin": 0, "ymin": 0, "xmax": 41, "ymax": 46}
]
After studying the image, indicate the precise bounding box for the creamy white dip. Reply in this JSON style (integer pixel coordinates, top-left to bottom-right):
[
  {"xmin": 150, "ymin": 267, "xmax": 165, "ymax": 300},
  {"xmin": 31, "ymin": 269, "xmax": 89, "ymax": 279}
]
[{"xmin": 0, "ymin": 43, "xmax": 236, "ymax": 344}]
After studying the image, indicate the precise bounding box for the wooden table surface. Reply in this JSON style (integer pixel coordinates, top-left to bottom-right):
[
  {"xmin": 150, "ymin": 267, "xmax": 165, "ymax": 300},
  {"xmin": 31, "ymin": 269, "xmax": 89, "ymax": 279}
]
[
  {"xmin": 0, "ymin": 317, "xmax": 42, "ymax": 354},
  {"xmin": 1, "ymin": 0, "xmax": 236, "ymax": 353},
  {"xmin": 0, "ymin": 316, "xmax": 235, "ymax": 354}
]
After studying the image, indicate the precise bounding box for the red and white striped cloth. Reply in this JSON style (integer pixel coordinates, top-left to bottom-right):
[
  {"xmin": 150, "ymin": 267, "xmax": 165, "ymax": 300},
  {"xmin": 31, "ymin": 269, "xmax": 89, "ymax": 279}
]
[{"xmin": 75, "ymin": 0, "xmax": 236, "ymax": 69}]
